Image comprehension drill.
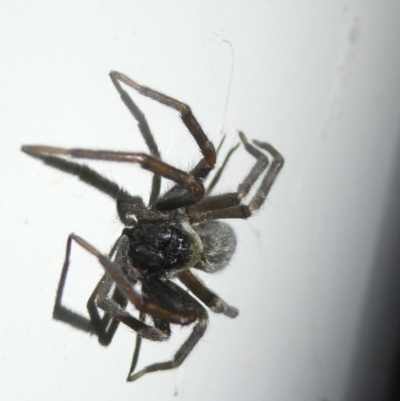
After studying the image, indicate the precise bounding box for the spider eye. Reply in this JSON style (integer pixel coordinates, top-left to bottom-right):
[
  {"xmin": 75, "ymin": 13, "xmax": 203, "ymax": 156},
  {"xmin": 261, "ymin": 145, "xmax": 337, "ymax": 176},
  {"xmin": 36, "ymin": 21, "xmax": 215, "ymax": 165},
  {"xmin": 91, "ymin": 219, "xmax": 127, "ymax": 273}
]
[{"xmin": 126, "ymin": 224, "xmax": 193, "ymax": 271}]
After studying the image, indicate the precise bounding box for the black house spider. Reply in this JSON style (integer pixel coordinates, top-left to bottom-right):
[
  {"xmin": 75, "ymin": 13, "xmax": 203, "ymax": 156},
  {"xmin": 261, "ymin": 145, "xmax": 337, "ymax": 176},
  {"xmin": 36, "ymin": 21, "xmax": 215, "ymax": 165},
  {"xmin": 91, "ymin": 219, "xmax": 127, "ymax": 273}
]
[{"xmin": 22, "ymin": 71, "xmax": 284, "ymax": 381}]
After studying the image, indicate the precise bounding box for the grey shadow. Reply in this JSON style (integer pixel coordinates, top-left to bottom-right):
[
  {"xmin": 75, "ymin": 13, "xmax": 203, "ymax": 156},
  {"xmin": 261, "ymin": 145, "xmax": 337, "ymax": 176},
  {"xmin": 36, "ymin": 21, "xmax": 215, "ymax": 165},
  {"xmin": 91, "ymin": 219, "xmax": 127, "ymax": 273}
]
[{"xmin": 345, "ymin": 131, "xmax": 400, "ymax": 401}]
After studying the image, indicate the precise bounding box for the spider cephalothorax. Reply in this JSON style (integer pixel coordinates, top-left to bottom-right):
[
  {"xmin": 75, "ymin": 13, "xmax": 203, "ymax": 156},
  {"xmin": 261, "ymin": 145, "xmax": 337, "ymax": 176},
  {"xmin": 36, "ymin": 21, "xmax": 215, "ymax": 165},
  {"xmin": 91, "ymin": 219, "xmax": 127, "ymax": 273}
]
[
  {"xmin": 124, "ymin": 221, "xmax": 203, "ymax": 273},
  {"xmin": 22, "ymin": 71, "xmax": 284, "ymax": 381}
]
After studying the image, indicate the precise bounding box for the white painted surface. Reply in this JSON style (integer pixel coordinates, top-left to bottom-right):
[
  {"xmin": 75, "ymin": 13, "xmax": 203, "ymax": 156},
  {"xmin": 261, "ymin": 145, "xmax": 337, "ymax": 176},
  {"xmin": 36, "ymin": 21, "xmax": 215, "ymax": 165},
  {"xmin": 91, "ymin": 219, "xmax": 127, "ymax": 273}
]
[{"xmin": 1, "ymin": 1, "xmax": 400, "ymax": 400}]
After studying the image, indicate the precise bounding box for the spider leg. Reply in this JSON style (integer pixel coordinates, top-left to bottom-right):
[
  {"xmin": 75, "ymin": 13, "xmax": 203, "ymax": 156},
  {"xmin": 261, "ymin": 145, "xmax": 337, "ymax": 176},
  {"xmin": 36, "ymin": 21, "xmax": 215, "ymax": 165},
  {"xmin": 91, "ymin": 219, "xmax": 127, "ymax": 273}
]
[
  {"xmin": 128, "ymin": 314, "xmax": 207, "ymax": 381},
  {"xmin": 84, "ymin": 230, "xmax": 130, "ymax": 343},
  {"xmin": 117, "ymin": 199, "xmax": 174, "ymax": 226},
  {"xmin": 110, "ymin": 72, "xmax": 161, "ymax": 160},
  {"xmin": 109, "ymin": 71, "xmax": 216, "ymax": 177},
  {"xmin": 178, "ymin": 270, "xmax": 238, "ymax": 318},
  {"xmin": 85, "ymin": 275, "xmax": 127, "ymax": 345},
  {"xmin": 239, "ymin": 132, "xmax": 284, "ymax": 212},
  {"xmin": 127, "ymin": 312, "xmax": 176, "ymax": 380},
  {"xmin": 127, "ymin": 311, "xmax": 145, "ymax": 379},
  {"xmin": 67, "ymin": 233, "xmax": 197, "ymax": 325},
  {"xmin": 110, "ymin": 73, "xmax": 161, "ymax": 205},
  {"xmin": 21, "ymin": 147, "xmax": 135, "ymax": 202},
  {"xmin": 53, "ymin": 235, "xmax": 171, "ymax": 343},
  {"xmin": 53, "ymin": 234, "xmax": 128, "ymax": 338},
  {"xmin": 110, "ymin": 71, "xmax": 217, "ymax": 210},
  {"xmin": 127, "ymin": 280, "xmax": 208, "ymax": 382},
  {"xmin": 22, "ymin": 146, "xmax": 204, "ymax": 201},
  {"xmin": 215, "ymin": 133, "xmax": 226, "ymax": 155},
  {"xmin": 206, "ymin": 141, "xmax": 240, "ymax": 195},
  {"xmin": 186, "ymin": 131, "xmax": 284, "ymax": 222},
  {"xmin": 250, "ymin": 138, "xmax": 284, "ymax": 211}
]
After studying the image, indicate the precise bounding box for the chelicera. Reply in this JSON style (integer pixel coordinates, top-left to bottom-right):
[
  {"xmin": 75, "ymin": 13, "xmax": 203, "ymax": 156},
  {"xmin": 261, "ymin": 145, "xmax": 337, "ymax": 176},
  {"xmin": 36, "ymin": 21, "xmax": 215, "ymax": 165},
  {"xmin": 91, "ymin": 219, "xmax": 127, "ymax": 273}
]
[{"xmin": 22, "ymin": 71, "xmax": 284, "ymax": 381}]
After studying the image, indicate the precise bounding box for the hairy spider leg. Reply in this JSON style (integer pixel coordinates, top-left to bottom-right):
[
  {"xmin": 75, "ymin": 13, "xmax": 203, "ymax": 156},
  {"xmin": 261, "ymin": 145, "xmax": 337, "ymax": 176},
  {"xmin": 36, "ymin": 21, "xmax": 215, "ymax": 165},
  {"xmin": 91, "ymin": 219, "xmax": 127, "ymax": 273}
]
[
  {"xmin": 21, "ymin": 148, "xmax": 135, "ymax": 202},
  {"xmin": 127, "ymin": 279, "xmax": 208, "ymax": 382},
  {"xmin": 69, "ymin": 235, "xmax": 130, "ymax": 345},
  {"xmin": 250, "ymin": 139, "xmax": 284, "ymax": 211},
  {"xmin": 109, "ymin": 71, "xmax": 216, "ymax": 175},
  {"xmin": 178, "ymin": 270, "xmax": 238, "ymax": 317},
  {"xmin": 127, "ymin": 311, "xmax": 145, "ymax": 379},
  {"xmin": 55, "ymin": 233, "xmax": 211, "ymax": 380},
  {"xmin": 186, "ymin": 131, "xmax": 284, "ymax": 223},
  {"xmin": 110, "ymin": 73, "xmax": 161, "ymax": 205},
  {"xmin": 109, "ymin": 71, "xmax": 219, "ymax": 211},
  {"xmin": 53, "ymin": 235, "xmax": 172, "ymax": 344},
  {"xmin": 86, "ymin": 277, "xmax": 127, "ymax": 345},
  {"xmin": 53, "ymin": 234, "xmax": 198, "ymax": 341},
  {"xmin": 205, "ymin": 138, "xmax": 240, "ymax": 195},
  {"xmin": 21, "ymin": 145, "xmax": 205, "ymax": 200},
  {"xmin": 22, "ymin": 73, "xmax": 167, "ymax": 206},
  {"xmin": 21, "ymin": 147, "xmax": 166, "ymax": 245},
  {"xmin": 127, "ymin": 268, "xmax": 238, "ymax": 378}
]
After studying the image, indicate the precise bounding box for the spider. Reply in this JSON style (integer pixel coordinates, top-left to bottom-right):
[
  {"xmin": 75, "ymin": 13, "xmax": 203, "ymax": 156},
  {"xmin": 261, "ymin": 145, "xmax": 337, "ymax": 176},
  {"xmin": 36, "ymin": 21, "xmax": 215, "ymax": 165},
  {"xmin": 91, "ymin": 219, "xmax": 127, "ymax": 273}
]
[{"xmin": 21, "ymin": 71, "xmax": 284, "ymax": 382}]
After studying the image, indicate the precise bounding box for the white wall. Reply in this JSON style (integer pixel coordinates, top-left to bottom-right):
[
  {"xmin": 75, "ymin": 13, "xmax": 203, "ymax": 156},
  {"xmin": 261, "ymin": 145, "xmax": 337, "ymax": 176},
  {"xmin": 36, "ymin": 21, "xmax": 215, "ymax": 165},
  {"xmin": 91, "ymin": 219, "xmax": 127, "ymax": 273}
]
[{"xmin": 1, "ymin": 1, "xmax": 400, "ymax": 400}]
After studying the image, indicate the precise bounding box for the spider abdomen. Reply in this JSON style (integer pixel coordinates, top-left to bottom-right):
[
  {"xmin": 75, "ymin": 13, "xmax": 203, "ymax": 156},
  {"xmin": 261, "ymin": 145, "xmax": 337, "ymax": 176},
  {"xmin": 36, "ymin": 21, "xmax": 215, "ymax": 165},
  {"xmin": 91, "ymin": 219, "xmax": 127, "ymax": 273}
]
[
  {"xmin": 193, "ymin": 221, "xmax": 236, "ymax": 273},
  {"xmin": 125, "ymin": 223, "xmax": 202, "ymax": 272}
]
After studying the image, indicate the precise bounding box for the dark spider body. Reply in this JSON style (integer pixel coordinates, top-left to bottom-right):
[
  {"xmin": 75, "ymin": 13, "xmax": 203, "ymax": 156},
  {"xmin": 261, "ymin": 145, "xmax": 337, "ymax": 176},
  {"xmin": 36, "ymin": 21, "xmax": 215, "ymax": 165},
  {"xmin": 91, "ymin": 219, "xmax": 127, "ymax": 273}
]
[
  {"xmin": 124, "ymin": 222, "xmax": 198, "ymax": 272},
  {"xmin": 22, "ymin": 71, "xmax": 283, "ymax": 381}
]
